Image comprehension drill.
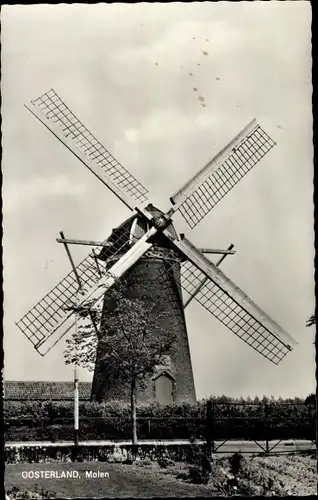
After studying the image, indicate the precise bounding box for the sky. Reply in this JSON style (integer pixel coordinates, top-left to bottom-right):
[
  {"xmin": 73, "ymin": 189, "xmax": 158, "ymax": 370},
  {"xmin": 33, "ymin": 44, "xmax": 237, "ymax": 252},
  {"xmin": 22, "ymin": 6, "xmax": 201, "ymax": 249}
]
[{"xmin": 2, "ymin": 2, "xmax": 314, "ymax": 400}]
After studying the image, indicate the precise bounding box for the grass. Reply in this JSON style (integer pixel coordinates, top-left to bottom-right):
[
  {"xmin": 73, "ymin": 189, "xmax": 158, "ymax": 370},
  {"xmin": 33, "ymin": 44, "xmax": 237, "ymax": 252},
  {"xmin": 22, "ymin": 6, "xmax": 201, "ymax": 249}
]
[
  {"xmin": 5, "ymin": 462, "xmax": 215, "ymax": 498},
  {"xmin": 5, "ymin": 453, "xmax": 317, "ymax": 497}
]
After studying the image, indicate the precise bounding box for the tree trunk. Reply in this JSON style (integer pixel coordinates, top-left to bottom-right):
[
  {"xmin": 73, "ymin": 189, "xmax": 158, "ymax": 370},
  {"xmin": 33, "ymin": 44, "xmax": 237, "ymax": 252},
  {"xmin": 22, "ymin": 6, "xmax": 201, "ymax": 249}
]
[{"xmin": 131, "ymin": 377, "xmax": 137, "ymax": 445}]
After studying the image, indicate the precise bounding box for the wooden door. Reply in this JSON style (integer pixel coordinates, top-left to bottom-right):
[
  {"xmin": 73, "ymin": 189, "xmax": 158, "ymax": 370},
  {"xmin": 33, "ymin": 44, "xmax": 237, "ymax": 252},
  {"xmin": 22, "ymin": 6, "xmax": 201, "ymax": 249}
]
[{"xmin": 155, "ymin": 374, "xmax": 173, "ymax": 405}]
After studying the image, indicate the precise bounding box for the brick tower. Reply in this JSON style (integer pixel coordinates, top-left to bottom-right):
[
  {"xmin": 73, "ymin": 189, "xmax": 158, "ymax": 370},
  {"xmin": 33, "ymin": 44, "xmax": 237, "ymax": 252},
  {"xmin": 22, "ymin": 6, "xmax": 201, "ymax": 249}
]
[{"xmin": 91, "ymin": 205, "xmax": 196, "ymax": 404}]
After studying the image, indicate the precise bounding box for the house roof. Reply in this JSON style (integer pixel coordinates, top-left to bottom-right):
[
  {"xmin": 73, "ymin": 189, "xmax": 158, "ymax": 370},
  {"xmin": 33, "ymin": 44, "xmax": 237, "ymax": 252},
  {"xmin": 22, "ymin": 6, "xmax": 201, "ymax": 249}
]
[{"xmin": 4, "ymin": 381, "xmax": 92, "ymax": 400}]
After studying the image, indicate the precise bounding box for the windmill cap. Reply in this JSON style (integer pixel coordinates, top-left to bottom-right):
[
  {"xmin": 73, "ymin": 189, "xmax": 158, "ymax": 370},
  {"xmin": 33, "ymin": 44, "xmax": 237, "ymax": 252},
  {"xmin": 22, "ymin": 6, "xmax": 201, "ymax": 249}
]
[{"xmin": 97, "ymin": 205, "xmax": 179, "ymax": 261}]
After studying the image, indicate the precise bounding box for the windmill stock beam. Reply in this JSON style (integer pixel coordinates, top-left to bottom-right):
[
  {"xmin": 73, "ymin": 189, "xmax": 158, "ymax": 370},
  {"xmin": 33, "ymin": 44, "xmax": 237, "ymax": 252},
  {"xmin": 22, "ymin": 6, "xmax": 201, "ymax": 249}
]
[
  {"xmin": 168, "ymin": 119, "xmax": 257, "ymax": 211},
  {"xmin": 171, "ymin": 235, "xmax": 297, "ymax": 349},
  {"xmin": 25, "ymin": 102, "xmax": 135, "ymax": 212}
]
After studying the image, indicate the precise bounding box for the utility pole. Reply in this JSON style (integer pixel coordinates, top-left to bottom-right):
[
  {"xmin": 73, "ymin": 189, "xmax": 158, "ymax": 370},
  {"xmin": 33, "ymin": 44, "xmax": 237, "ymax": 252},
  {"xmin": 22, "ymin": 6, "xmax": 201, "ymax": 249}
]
[{"xmin": 74, "ymin": 366, "xmax": 79, "ymax": 447}]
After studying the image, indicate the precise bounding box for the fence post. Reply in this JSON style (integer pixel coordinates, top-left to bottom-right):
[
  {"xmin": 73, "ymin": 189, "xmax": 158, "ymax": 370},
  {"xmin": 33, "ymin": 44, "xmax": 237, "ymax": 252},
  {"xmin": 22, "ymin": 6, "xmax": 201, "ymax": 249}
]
[
  {"xmin": 206, "ymin": 399, "xmax": 214, "ymax": 456},
  {"xmin": 39, "ymin": 403, "xmax": 44, "ymax": 441},
  {"xmin": 265, "ymin": 403, "xmax": 269, "ymax": 454},
  {"xmin": 74, "ymin": 368, "xmax": 79, "ymax": 447},
  {"xmin": 40, "ymin": 414, "xmax": 44, "ymax": 441},
  {"xmin": 148, "ymin": 419, "xmax": 151, "ymax": 439}
]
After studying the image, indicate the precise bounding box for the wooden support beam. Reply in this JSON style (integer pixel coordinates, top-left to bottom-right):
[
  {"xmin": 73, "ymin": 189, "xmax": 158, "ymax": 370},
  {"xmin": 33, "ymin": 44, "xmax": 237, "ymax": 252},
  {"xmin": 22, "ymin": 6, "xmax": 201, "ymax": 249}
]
[
  {"xmin": 199, "ymin": 248, "xmax": 235, "ymax": 255},
  {"xmin": 59, "ymin": 232, "xmax": 82, "ymax": 288},
  {"xmin": 56, "ymin": 237, "xmax": 111, "ymax": 247},
  {"xmin": 184, "ymin": 244, "xmax": 235, "ymax": 308},
  {"xmin": 59, "ymin": 232, "xmax": 100, "ymax": 338}
]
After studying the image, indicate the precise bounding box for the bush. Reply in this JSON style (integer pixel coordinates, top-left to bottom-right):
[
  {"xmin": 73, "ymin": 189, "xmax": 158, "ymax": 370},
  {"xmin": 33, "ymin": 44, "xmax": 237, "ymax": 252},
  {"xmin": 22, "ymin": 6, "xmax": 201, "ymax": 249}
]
[
  {"xmin": 200, "ymin": 453, "xmax": 212, "ymax": 473},
  {"xmin": 135, "ymin": 457, "xmax": 153, "ymax": 467},
  {"xmin": 188, "ymin": 464, "xmax": 210, "ymax": 484},
  {"xmin": 157, "ymin": 457, "xmax": 175, "ymax": 468},
  {"xmin": 7, "ymin": 485, "xmax": 56, "ymax": 499},
  {"xmin": 305, "ymin": 393, "xmax": 315, "ymax": 406},
  {"xmin": 176, "ymin": 471, "xmax": 189, "ymax": 481},
  {"xmin": 186, "ymin": 437, "xmax": 212, "ymax": 485},
  {"xmin": 229, "ymin": 452, "xmax": 245, "ymax": 477}
]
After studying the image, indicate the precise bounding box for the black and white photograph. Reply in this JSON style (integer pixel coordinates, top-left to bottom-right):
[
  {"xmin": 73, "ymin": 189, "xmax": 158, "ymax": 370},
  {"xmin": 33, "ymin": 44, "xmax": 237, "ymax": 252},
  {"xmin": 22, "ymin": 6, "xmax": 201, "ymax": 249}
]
[{"xmin": 2, "ymin": 2, "xmax": 315, "ymax": 498}]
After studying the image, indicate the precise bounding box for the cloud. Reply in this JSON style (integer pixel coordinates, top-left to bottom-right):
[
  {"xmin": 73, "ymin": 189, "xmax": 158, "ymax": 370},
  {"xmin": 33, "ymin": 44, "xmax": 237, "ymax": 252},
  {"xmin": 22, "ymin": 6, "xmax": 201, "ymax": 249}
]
[
  {"xmin": 124, "ymin": 129, "xmax": 139, "ymax": 143},
  {"xmin": 3, "ymin": 175, "xmax": 86, "ymax": 212}
]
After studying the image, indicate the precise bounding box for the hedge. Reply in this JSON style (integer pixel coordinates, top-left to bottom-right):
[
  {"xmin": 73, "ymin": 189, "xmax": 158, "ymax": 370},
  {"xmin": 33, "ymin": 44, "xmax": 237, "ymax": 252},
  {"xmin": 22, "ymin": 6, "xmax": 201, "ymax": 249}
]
[
  {"xmin": 4, "ymin": 399, "xmax": 315, "ymax": 442},
  {"xmin": 5, "ymin": 443, "xmax": 207, "ymax": 464}
]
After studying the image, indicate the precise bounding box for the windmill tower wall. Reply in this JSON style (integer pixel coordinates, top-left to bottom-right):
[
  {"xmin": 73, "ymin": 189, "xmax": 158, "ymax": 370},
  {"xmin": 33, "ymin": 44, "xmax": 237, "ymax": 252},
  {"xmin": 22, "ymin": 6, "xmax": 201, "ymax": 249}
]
[{"xmin": 91, "ymin": 212, "xmax": 196, "ymax": 404}]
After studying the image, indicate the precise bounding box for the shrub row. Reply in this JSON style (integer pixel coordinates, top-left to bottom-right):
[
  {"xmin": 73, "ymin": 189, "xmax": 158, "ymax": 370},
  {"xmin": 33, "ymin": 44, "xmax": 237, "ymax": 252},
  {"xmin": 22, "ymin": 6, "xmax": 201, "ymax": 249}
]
[
  {"xmin": 4, "ymin": 400, "xmax": 205, "ymax": 420},
  {"xmin": 5, "ymin": 413, "xmax": 315, "ymax": 442},
  {"xmin": 5, "ymin": 397, "xmax": 311, "ymax": 420},
  {"xmin": 5, "ymin": 443, "xmax": 205, "ymax": 464},
  {"xmin": 5, "ymin": 398, "xmax": 315, "ymax": 442}
]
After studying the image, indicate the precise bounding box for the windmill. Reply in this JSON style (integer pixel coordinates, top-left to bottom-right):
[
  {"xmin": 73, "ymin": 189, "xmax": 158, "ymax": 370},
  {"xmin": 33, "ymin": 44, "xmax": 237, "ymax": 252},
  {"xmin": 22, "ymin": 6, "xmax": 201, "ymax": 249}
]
[{"xmin": 16, "ymin": 89, "xmax": 298, "ymax": 404}]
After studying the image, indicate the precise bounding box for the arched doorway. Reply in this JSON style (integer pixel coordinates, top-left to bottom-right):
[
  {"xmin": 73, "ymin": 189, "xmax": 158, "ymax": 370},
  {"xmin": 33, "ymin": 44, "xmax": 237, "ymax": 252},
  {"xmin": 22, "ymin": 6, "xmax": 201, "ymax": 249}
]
[{"xmin": 154, "ymin": 372, "xmax": 175, "ymax": 405}]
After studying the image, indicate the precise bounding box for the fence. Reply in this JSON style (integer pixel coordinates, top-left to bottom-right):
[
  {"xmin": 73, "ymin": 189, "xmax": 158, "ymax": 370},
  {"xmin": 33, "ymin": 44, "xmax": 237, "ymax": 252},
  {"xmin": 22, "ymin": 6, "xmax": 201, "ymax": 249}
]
[
  {"xmin": 205, "ymin": 401, "xmax": 316, "ymax": 454},
  {"xmin": 4, "ymin": 400, "xmax": 316, "ymax": 453},
  {"xmin": 5, "ymin": 416, "xmax": 205, "ymax": 442}
]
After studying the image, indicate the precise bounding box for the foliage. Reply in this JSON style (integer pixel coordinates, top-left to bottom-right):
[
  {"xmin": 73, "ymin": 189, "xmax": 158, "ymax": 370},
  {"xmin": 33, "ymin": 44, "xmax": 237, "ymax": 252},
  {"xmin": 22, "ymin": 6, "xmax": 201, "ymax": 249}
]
[
  {"xmin": 135, "ymin": 457, "xmax": 153, "ymax": 467},
  {"xmin": 306, "ymin": 315, "xmax": 316, "ymax": 327},
  {"xmin": 305, "ymin": 393, "xmax": 316, "ymax": 406},
  {"xmin": 6, "ymin": 485, "xmax": 56, "ymax": 499},
  {"xmin": 229, "ymin": 451, "xmax": 244, "ymax": 477},
  {"xmin": 5, "ymin": 395, "xmax": 306, "ymax": 419},
  {"xmin": 157, "ymin": 457, "xmax": 175, "ymax": 468},
  {"xmin": 5, "ymin": 397, "xmax": 315, "ymax": 442},
  {"xmin": 63, "ymin": 291, "xmax": 100, "ymax": 371},
  {"xmin": 5, "ymin": 443, "xmax": 204, "ymax": 465},
  {"xmin": 188, "ymin": 464, "xmax": 210, "ymax": 484},
  {"xmin": 187, "ymin": 437, "xmax": 212, "ymax": 484},
  {"xmin": 225, "ymin": 454, "xmax": 316, "ymax": 496}
]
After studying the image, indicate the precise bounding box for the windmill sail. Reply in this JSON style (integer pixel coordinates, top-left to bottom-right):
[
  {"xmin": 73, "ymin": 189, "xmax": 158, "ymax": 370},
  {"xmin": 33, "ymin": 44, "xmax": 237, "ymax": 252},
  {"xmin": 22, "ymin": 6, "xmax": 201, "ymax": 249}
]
[
  {"xmin": 159, "ymin": 235, "xmax": 297, "ymax": 365},
  {"xmin": 16, "ymin": 224, "xmax": 157, "ymax": 355},
  {"xmin": 16, "ymin": 252, "xmax": 104, "ymax": 355},
  {"xmin": 25, "ymin": 89, "xmax": 149, "ymax": 211},
  {"xmin": 170, "ymin": 120, "xmax": 276, "ymax": 229}
]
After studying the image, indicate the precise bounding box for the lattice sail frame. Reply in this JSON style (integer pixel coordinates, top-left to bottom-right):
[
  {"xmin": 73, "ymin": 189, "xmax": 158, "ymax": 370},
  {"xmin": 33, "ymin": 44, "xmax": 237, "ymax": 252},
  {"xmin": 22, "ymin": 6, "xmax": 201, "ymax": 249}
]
[
  {"xmin": 172, "ymin": 122, "xmax": 276, "ymax": 229},
  {"xmin": 158, "ymin": 240, "xmax": 296, "ymax": 365},
  {"xmin": 15, "ymin": 225, "xmax": 139, "ymax": 355},
  {"xmin": 27, "ymin": 89, "xmax": 148, "ymax": 206}
]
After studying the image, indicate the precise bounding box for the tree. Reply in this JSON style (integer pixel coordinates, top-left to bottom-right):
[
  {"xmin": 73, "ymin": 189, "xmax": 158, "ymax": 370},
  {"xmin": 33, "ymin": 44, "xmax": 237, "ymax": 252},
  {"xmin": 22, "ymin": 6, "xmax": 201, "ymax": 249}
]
[
  {"xmin": 306, "ymin": 315, "xmax": 316, "ymax": 327},
  {"xmin": 305, "ymin": 393, "xmax": 315, "ymax": 406},
  {"xmin": 64, "ymin": 277, "xmax": 176, "ymax": 444},
  {"xmin": 306, "ymin": 315, "xmax": 315, "ymax": 346}
]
